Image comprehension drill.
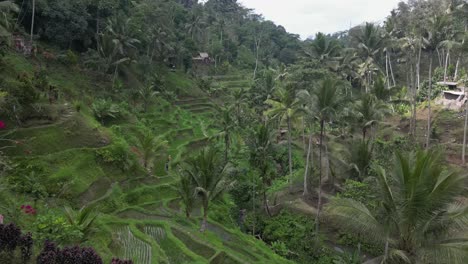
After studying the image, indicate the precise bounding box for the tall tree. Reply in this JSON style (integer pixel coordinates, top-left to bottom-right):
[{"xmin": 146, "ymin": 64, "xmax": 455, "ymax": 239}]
[
  {"xmin": 354, "ymin": 93, "xmax": 387, "ymax": 140},
  {"xmin": 181, "ymin": 147, "xmax": 229, "ymax": 232},
  {"xmin": 265, "ymin": 85, "xmax": 302, "ymax": 191},
  {"xmin": 326, "ymin": 150, "xmax": 468, "ymax": 264},
  {"xmin": 134, "ymin": 129, "xmax": 168, "ymax": 172},
  {"xmin": 423, "ymin": 14, "xmax": 450, "ymax": 149},
  {"xmin": 311, "ymin": 78, "xmax": 343, "ymax": 235},
  {"xmin": 248, "ymin": 124, "xmax": 275, "ymax": 216}
]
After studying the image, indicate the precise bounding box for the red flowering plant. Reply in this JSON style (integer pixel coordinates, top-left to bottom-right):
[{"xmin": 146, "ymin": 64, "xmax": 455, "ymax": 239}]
[
  {"xmin": 20, "ymin": 205, "xmax": 37, "ymax": 215},
  {"xmin": 0, "ymin": 120, "xmax": 5, "ymax": 130}
]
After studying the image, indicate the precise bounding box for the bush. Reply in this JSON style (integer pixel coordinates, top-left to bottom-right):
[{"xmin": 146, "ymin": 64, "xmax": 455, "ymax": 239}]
[
  {"xmin": 0, "ymin": 223, "xmax": 33, "ymax": 263},
  {"xmin": 37, "ymin": 241, "xmax": 103, "ymax": 264},
  {"xmin": 95, "ymin": 138, "xmax": 132, "ymax": 171},
  {"xmin": 34, "ymin": 212, "xmax": 83, "ymax": 245},
  {"xmin": 92, "ymin": 99, "xmax": 121, "ymax": 125},
  {"xmin": 257, "ymin": 211, "xmax": 326, "ymax": 262},
  {"xmin": 111, "ymin": 258, "xmax": 134, "ymax": 264},
  {"xmin": 64, "ymin": 50, "xmax": 79, "ymax": 65},
  {"xmin": 338, "ymin": 179, "xmax": 376, "ymax": 211}
]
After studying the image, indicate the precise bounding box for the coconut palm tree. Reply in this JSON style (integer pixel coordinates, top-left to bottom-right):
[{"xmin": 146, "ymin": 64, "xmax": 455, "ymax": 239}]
[
  {"xmin": 354, "ymin": 93, "xmax": 388, "ymax": 140},
  {"xmin": 248, "ymin": 123, "xmax": 276, "ymax": 216},
  {"xmin": 326, "ymin": 150, "xmax": 468, "ymax": 264},
  {"xmin": 134, "ymin": 129, "xmax": 168, "ymax": 172},
  {"xmin": 230, "ymin": 88, "xmax": 248, "ymax": 125},
  {"xmin": 176, "ymin": 170, "xmax": 195, "ymax": 219},
  {"xmin": 311, "ymin": 78, "xmax": 343, "ymax": 234},
  {"xmin": 138, "ymin": 84, "xmax": 159, "ymax": 113},
  {"xmin": 304, "ymin": 32, "xmax": 341, "ymax": 67},
  {"xmin": 64, "ymin": 205, "xmax": 99, "ymax": 243},
  {"xmin": 0, "ymin": 1, "xmax": 17, "ymax": 29},
  {"xmin": 215, "ymin": 105, "xmax": 235, "ymax": 162},
  {"xmin": 265, "ymin": 85, "xmax": 303, "ymax": 191},
  {"xmin": 423, "ymin": 14, "xmax": 450, "ymax": 148},
  {"xmin": 182, "ymin": 147, "xmax": 229, "ymax": 232},
  {"xmin": 0, "ymin": 1, "xmax": 19, "ymax": 46}
]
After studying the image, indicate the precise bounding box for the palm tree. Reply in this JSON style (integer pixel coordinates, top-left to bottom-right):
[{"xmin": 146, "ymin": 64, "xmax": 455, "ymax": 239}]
[
  {"xmin": 215, "ymin": 105, "xmax": 235, "ymax": 162},
  {"xmin": 181, "ymin": 147, "xmax": 229, "ymax": 232},
  {"xmin": 356, "ymin": 23, "xmax": 384, "ymax": 60},
  {"xmin": 248, "ymin": 124, "xmax": 275, "ymax": 216},
  {"xmin": 138, "ymin": 84, "xmax": 159, "ymax": 113},
  {"xmin": 265, "ymin": 85, "xmax": 303, "ymax": 191},
  {"xmin": 230, "ymin": 88, "xmax": 248, "ymax": 125},
  {"xmin": 64, "ymin": 205, "xmax": 99, "ymax": 243},
  {"xmin": 423, "ymin": 14, "xmax": 450, "ymax": 148},
  {"xmin": 134, "ymin": 129, "xmax": 168, "ymax": 172},
  {"xmin": 355, "ymin": 23, "xmax": 384, "ymax": 92},
  {"xmin": 354, "ymin": 93, "xmax": 388, "ymax": 140},
  {"xmin": 0, "ymin": 1, "xmax": 19, "ymax": 44},
  {"xmin": 304, "ymin": 32, "xmax": 341, "ymax": 66},
  {"xmin": 101, "ymin": 16, "xmax": 140, "ymax": 88},
  {"xmin": 312, "ymin": 78, "xmax": 343, "ymax": 234},
  {"xmin": 176, "ymin": 170, "xmax": 195, "ymax": 219},
  {"xmin": 326, "ymin": 150, "xmax": 468, "ymax": 264}
]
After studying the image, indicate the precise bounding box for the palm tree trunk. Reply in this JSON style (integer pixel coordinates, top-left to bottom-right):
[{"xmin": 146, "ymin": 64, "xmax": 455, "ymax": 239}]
[
  {"xmin": 287, "ymin": 116, "xmax": 293, "ymax": 192},
  {"xmin": 96, "ymin": 7, "xmax": 100, "ymax": 54},
  {"xmin": 362, "ymin": 127, "xmax": 367, "ymax": 141},
  {"xmin": 302, "ymin": 117, "xmax": 306, "ymax": 153},
  {"xmin": 463, "ymin": 90, "xmax": 468, "ymax": 165},
  {"xmin": 417, "ymin": 44, "xmax": 422, "ymax": 89},
  {"xmin": 455, "ymin": 25, "xmax": 467, "ymax": 81},
  {"xmin": 383, "ymin": 237, "xmax": 390, "ymax": 262},
  {"xmin": 252, "ymin": 175, "xmax": 256, "ymax": 235},
  {"xmin": 224, "ymin": 133, "xmax": 229, "ymax": 162},
  {"xmin": 253, "ymin": 37, "xmax": 260, "ymax": 80},
  {"xmin": 444, "ymin": 49, "xmax": 449, "ymax": 82},
  {"xmin": 315, "ymin": 120, "xmax": 325, "ymax": 236},
  {"xmin": 389, "ymin": 51, "xmax": 396, "ymax": 87},
  {"xmin": 303, "ymin": 131, "xmax": 313, "ymax": 196},
  {"xmin": 386, "ymin": 52, "xmax": 390, "ymax": 89},
  {"xmin": 30, "ymin": 0, "xmax": 36, "ymax": 43},
  {"xmin": 436, "ymin": 48, "xmax": 442, "ymax": 67},
  {"xmin": 426, "ymin": 53, "xmax": 433, "ymax": 149},
  {"xmin": 200, "ymin": 201, "xmax": 208, "ymax": 232},
  {"xmin": 263, "ymin": 190, "xmax": 272, "ymax": 217},
  {"xmin": 112, "ymin": 65, "xmax": 119, "ymax": 90}
]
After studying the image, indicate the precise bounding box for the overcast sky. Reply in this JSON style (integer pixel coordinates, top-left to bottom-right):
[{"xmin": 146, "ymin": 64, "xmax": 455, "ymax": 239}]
[{"xmin": 238, "ymin": 0, "xmax": 402, "ymax": 39}]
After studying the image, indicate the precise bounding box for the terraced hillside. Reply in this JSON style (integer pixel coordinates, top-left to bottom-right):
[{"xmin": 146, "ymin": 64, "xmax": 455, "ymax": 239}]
[{"xmin": 0, "ymin": 52, "xmax": 290, "ymax": 263}]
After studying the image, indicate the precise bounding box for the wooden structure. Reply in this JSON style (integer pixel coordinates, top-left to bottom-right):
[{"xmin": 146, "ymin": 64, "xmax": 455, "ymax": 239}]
[
  {"xmin": 192, "ymin": 52, "xmax": 213, "ymax": 64},
  {"xmin": 435, "ymin": 81, "xmax": 467, "ymax": 110},
  {"xmin": 192, "ymin": 52, "xmax": 214, "ymax": 75},
  {"xmin": 13, "ymin": 34, "xmax": 33, "ymax": 56}
]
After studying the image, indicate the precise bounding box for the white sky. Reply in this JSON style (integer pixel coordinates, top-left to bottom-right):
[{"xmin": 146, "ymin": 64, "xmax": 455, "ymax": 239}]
[{"xmin": 238, "ymin": 0, "xmax": 402, "ymax": 39}]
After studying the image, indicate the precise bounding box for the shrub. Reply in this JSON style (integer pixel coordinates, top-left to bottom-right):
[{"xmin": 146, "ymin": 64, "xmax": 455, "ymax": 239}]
[
  {"xmin": 111, "ymin": 258, "xmax": 134, "ymax": 264},
  {"xmin": 258, "ymin": 211, "xmax": 323, "ymax": 262},
  {"xmin": 0, "ymin": 223, "xmax": 33, "ymax": 263},
  {"xmin": 95, "ymin": 138, "xmax": 132, "ymax": 171},
  {"xmin": 34, "ymin": 212, "xmax": 83, "ymax": 245},
  {"xmin": 65, "ymin": 50, "xmax": 79, "ymax": 65},
  {"xmin": 337, "ymin": 179, "xmax": 376, "ymax": 211},
  {"xmin": 37, "ymin": 241, "xmax": 103, "ymax": 264},
  {"xmin": 92, "ymin": 99, "xmax": 121, "ymax": 125}
]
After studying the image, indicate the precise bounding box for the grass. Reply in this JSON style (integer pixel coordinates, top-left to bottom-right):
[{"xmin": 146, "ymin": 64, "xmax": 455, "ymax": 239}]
[{"xmin": 1, "ymin": 51, "xmax": 292, "ymax": 264}]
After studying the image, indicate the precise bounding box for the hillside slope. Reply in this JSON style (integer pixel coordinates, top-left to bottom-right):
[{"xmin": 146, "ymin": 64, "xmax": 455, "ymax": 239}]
[{"xmin": 0, "ymin": 51, "xmax": 290, "ymax": 264}]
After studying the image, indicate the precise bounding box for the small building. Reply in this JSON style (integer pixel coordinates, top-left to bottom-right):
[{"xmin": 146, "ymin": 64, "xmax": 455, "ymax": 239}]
[
  {"xmin": 436, "ymin": 81, "xmax": 467, "ymax": 110},
  {"xmin": 192, "ymin": 52, "xmax": 213, "ymax": 64},
  {"xmin": 12, "ymin": 34, "xmax": 32, "ymax": 56},
  {"xmin": 192, "ymin": 52, "xmax": 214, "ymax": 75}
]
